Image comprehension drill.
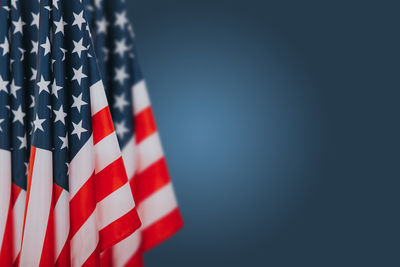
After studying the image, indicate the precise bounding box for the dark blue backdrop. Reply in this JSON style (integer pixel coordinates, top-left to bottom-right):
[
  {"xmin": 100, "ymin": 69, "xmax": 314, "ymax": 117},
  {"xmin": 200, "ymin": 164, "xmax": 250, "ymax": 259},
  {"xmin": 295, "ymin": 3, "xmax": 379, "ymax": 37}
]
[{"xmin": 126, "ymin": 1, "xmax": 399, "ymax": 266}]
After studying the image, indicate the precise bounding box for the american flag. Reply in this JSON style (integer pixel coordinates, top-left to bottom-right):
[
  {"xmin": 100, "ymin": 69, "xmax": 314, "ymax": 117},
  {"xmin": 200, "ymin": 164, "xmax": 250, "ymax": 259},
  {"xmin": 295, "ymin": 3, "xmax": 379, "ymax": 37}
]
[
  {"xmin": 0, "ymin": 0, "xmax": 149, "ymax": 265},
  {"xmin": 86, "ymin": 0, "xmax": 184, "ymax": 266},
  {"xmin": 0, "ymin": 0, "xmax": 37, "ymax": 264},
  {"xmin": 0, "ymin": 0, "xmax": 182, "ymax": 266}
]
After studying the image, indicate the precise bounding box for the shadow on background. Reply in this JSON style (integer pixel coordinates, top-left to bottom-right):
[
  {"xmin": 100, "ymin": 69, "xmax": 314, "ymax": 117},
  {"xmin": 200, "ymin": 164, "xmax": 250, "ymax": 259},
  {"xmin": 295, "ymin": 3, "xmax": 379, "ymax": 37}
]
[{"xmin": 126, "ymin": 0, "xmax": 399, "ymax": 266}]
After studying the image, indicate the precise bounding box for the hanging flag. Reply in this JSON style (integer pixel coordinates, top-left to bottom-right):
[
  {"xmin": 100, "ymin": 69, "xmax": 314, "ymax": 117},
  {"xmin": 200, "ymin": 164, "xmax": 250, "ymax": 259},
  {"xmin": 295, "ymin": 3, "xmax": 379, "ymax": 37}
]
[
  {"xmin": 0, "ymin": 0, "xmax": 12, "ymax": 264},
  {"xmin": 87, "ymin": 0, "xmax": 184, "ymax": 266},
  {"xmin": 0, "ymin": 0, "xmax": 39, "ymax": 264},
  {"xmin": 0, "ymin": 0, "xmax": 141, "ymax": 266},
  {"xmin": 1, "ymin": 0, "xmax": 181, "ymax": 265}
]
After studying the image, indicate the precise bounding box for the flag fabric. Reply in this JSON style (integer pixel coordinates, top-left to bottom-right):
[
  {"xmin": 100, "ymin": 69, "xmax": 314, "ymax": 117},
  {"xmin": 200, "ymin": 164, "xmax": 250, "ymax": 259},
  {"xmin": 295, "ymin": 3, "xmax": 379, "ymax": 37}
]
[
  {"xmin": 86, "ymin": 0, "xmax": 184, "ymax": 266},
  {"xmin": 0, "ymin": 0, "xmax": 182, "ymax": 266},
  {"xmin": 1, "ymin": 0, "xmax": 141, "ymax": 265},
  {"xmin": 0, "ymin": 1, "xmax": 13, "ymax": 264},
  {"xmin": 0, "ymin": 0, "xmax": 39, "ymax": 264}
]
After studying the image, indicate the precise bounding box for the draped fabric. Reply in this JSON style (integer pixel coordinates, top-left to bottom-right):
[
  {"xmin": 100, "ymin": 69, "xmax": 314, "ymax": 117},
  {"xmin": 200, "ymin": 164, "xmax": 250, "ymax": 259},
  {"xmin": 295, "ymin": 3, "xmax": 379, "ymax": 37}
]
[{"xmin": 0, "ymin": 0, "xmax": 183, "ymax": 266}]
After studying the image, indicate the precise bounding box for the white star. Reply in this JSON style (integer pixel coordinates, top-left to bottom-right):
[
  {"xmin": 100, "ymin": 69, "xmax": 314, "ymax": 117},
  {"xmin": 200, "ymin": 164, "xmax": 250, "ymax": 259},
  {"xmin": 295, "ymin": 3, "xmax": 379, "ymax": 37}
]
[
  {"xmin": 115, "ymin": 11, "xmax": 128, "ymax": 30},
  {"xmin": 114, "ymin": 93, "xmax": 129, "ymax": 112},
  {"xmin": 12, "ymin": 105, "xmax": 25, "ymax": 124},
  {"xmin": 37, "ymin": 75, "xmax": 50, "ymax": 94},
  {"xmin": 0, "ymin": 119, "xmax": 4, "ymax": 131},
  {"xmin": 86, "ymin": 23, "xmax": 92, "ymax": 36},
  {"xmin": 0, "ymin": 38, "xmax": 9, "ymax": 56},
  {"xmin": 96, "ymin": 17, "xmax": 108, "ymax": 34},
  {"xmin": 31, "ymin": 12, "xmax": 40, "ymax": 29},
  {"xmin": 71, "ymin": 93, "xmax": 87, "ymax": 112},
  {"xmin": 30, "ymin": 40, "xmax": 38, "ymax": 54},
  {"xmin": 87, "ymin": 45, "xmax": 92, "ymax": 58},
  {"xmin": 65, "ymin": 162, "xmax": 69, "ymax": 175},
  {"xmin": 10, "ymin": 80, "xmax": 21, "ymax": 98},
  {"xmin": 18, "ymin": 47, "xmax": 25, "ymax": 60},
  {"xmin": 86, "ymin": 4, "xmax": 94, "ymax": 12},
  {"xmin": 72, "ymin": 66, "xmax": 87, "ymax": 85},
  {"xmin": 30, "ymin": 67, "xmax": 37, "ymax": 80},
  {"xmin": 59, "ymin": 134, "xmax": 68, "ymax": 149},
  {"xmin": 24, "ymin": 162, "xmax": 28, "ymax": 176},
  {"xmin": 30, "ymin": 95, "xmax": 35, "ymax": 108},
  {"xmin": 102, "ymin": 47, "xmax": 109, "ymax": 61},
  {"xmin": 17, "ymin": 133, "xmax": 26, "ymax": 149},
  {"xmin": 52, "ymin": 81, "xmax": 62, "ymax": 98},
  {"xmin": 11, "ymin": 0, "xmax": 17, "ymax": 10},
  {"xmin": 60, "ymin": 47, "xmax": 66, "ymax": 61},
  {"xmin": 94, "ymin": 0, "xmax": 102, "ymax": 8},
  {"xmin": 53, "ymin": 106, "xmax": 66, "ymax": 125},
  {"xmin": 72, "ymin": 38, "xmax": 86, "ymax": 58},
  {"xmin": 114, "ymin": 38, "xmax": 130, "ymax": 57},
  {"xmin": 71, "ymin": 120, "xmax": 87, "ymax": 140},
  {"xmin": 33, "ymin": 114, "xmax": 46, "ymax": 132},
  {"xmin": 12, "ymin": 17, "xmax": 25, "ymax": 35},
  {"xmin": 72, "ymin": 11, "xmax": 85, "ymax": 30},
  {"xmin": 53, "ymin": 0, "xmax": 59, "ymax": 10},
  {"xmin": 114, "ymin": 65, "xmax": 129, "ymax": 85},
  {"xmin": 0, "ymin": 76, "xmax": 8, "ymax": 92},
  {"xmin": 40, "ymin": 37, "xmax": 51, "ymax": 56},
  {"xmin": 54, "ymin": 17, "xmax": 67, "ymax": 35},
  {"xmin": 115, "ymin": 121, "xmax": 129, "ymax": 139},
  {"xmin": 128, "ymin": 24, "xmax": 135, "ymax": 39}
]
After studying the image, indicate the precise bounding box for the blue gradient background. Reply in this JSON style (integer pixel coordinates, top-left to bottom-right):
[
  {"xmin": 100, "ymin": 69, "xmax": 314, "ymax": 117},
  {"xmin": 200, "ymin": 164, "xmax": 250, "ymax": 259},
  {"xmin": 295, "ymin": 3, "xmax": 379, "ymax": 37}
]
[{"xmin": 126, "ymin": 1, "xmax": 399, "ymax": 266}]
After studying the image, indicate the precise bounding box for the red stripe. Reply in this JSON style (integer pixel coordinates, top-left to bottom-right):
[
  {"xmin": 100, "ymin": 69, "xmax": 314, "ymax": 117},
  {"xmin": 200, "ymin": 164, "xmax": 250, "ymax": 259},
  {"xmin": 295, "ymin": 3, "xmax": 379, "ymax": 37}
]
[
  {"xmin": 100, "ymin": 249, "xmax": 112, "ymax": 267},
  {"xmin": 53, "ymin": 184, "xmax": 63, "ymax": 204},
  {"xmin": 0, "ymin": 201, "xmax": 13, "ymax": 266},
  {"xmin": 131, "ymin": 158, "xmax": 170, "ymax": 203},
  {"xmin": 98, "ymin": 208, "xmax": 141, "ymax": 251},
  {"xmin": 21, "ymin": 146, "xmax": 36, "ymax": 246},
  {"xmin": 55, "ymin": 239, "xmax": 70, "ymax": 267},
  {"xmin": 141, "ymin": 208, "xmax": 183, "ymax": 252},
  {"xmin": 92, "ymin": 106, "xmax": 114, "ymax": 145},
  {"xmin": 95, "ymin": 157, "xmax": 128, "ymax": 202},
  {"xmin": 11, "ymin": 177, "xmax": 23, "ymax": 264},
  {"xmin": 124, "ymin": 250, "xmax": 144, "ymax": 267},
  {"xmin": 38, "ymin": 193, "xmax": 55, "ymax": 267},
  {"xmin": 11, "ymin": 184, "xmax": 21, "ymax": 207},
  {"xmin": 81, "ymin": 243, "xmax": 100, "ymax": 267},
  {"xmin": 69, "ymin": 172, "xmax": 96, "ymax": 237},
  {"xmin": 53, "ymin": 184, "xmax": 69, "ymax": 266},
  {"xmin": 134, "ymin": 107, "xmax": 157, "ymax": 144}
]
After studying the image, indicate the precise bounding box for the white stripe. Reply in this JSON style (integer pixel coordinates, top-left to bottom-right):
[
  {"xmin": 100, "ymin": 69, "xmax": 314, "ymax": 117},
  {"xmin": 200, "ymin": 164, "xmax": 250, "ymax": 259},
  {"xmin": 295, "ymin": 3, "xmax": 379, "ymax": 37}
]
[
  {"xmin": 69, "ymin": 136, "xmax": 94, "ymax": 198},
  {"xmin": 54, "ymin": 190, "xmax": 69, "ymax": 260},
  {"xmin": 132, "ymin": 80, "xmax": 150, "ymax": 115},
  {"xmin": 111, "ymin": 230, "xmax": 142, "ymax": 267},
  {"xmin": 138, "ymin": 183, "xmax": 178, "ymax": 229},
  {"xmin": 121, "ymin": 136, "xmax": 136, "ymax": 179},
  {"xmin": 70, "ymin": 211, "xmax": 99, "ymax": 267},
  {"xmin": 94, "ymin": 132, "xmax": 121, "ymax": 174},
  {"xmin": 20, "ymin": 149, "xmax": 53, "ymax": 267},
  {"xmin": 0, "ymin": 149, "xmax": 11, "ymax": 250},
  {"xmin": 136, "ymin": 132, "xmax": 164, "ymax": 173},
  {"xmin": 90, "ymin": 80, "xmax": 108, "ymax": 115},
  {"xmin": 12, "ymin": 191, "xmax": 25, "ymax": 262},
  {"xmin": 96, "ymin": 183, "xmax": 135, "ymax": 230}
]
